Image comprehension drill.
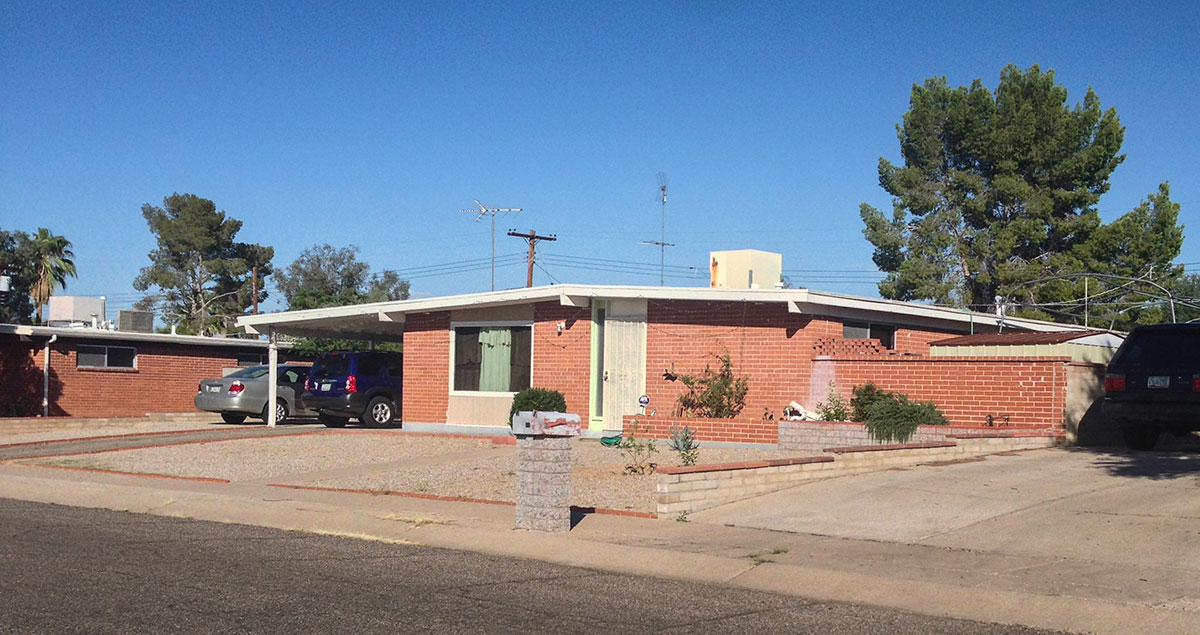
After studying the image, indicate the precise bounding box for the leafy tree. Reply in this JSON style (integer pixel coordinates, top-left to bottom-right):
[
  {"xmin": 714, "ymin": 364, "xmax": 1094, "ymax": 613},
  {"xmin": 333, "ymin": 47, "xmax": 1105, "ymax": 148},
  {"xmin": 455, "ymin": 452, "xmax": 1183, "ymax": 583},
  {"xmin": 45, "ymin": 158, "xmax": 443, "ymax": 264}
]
[
  {"xmin": 276, "ymin": 244, "xmax": 409, "ymax": 355},
  {"xmin": 133, "ymin": 193, "xmax": 273, "ymax": 335},
  {"xmin": 29, "ymin": 228, "xmax": 77, "ymax": 324},
  {"xmin": 0, "ymin": 230, "xmax": 38, "ymax": 324},
  {"xmin": 860, "ymin": 64, "xmax": 1182, "ymax": 320},
  {"xmin": 275, "ymin": 244, "xmax": 409, "ymax": 307}
]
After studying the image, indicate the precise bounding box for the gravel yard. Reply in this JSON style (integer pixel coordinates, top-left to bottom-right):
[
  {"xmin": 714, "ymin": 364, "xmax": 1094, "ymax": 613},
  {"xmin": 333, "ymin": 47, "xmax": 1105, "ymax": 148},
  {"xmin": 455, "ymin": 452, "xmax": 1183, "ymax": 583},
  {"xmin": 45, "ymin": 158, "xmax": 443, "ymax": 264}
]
[{"xmin": 31, "ymin": 432, "xmax": 801, "ymax": 514}]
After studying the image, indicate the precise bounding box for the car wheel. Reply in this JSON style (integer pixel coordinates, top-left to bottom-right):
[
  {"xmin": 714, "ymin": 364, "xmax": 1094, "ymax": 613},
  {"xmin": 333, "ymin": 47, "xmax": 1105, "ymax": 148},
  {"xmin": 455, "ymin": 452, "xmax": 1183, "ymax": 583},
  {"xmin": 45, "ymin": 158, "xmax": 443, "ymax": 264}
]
[
  {"xmin": 220, "ymin": 413, "xmax": 247, "ymax": 424},
  {"xmin": 1121, "ymin": 424, "xmax": 1159, "ymax": 451},
  {"xmin": 319, "ymin": 412, "xmax": 348, "ymax": 428},
  {"xmin": 363, "ymin": 396, "xmax": 396, "ymax": 428},
  {"xmin": 262, "ymin": 399, "xmax": 288, "ymax": 424}
]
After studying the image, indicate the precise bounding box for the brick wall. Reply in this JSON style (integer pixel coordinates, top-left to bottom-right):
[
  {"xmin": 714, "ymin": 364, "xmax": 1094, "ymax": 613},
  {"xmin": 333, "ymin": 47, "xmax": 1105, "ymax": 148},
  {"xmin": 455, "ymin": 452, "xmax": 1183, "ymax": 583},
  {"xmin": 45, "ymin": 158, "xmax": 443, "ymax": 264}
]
[
  {"xmin": 530, "ymin": 302, "xmax": 591, "ymax": 417},
  {"xmin": 0, "ymin": 339, "xmax": 43, "ymax": 416},
  {"xmin": 622, "ymin": 414, "xmax": 778, "ymax": 445},
  {"xmin": 401, "ymin": 311, "xmax": 451, "ymax": 423},
  {"xmin": 816, "ymin": 356, "xmax": 1070, "ymax": 429},
  {"xmin": 643, "ymin": 300, "xmax": 969, "ymax": 420},
  {"xmin": 45, "ymin": 339, "xmax": 243, "ymax": 418}
]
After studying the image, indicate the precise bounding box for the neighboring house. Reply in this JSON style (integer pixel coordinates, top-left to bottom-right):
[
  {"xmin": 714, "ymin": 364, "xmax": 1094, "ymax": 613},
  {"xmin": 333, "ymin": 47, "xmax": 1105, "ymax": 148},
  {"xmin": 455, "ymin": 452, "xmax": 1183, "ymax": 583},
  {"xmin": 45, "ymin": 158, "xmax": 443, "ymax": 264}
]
[
  {"xmin": 237, "ymin": 281, "xmax": 1096, "ymax": 435},
  {"xmin": 0, "ymin": 324, "xmax": 284, "ymax": 418}
]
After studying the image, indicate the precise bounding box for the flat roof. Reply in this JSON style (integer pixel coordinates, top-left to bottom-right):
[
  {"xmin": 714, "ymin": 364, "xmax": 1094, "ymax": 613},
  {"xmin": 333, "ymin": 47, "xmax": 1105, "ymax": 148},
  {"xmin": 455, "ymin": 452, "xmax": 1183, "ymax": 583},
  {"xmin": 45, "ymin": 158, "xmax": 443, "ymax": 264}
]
[
  {"xmin": 235, "ymin": 284, "xmax": 1094, "ymax": 341},
  {"xmin": 0, "ymin": 324, "xmax": 279, "ymax": 349}
]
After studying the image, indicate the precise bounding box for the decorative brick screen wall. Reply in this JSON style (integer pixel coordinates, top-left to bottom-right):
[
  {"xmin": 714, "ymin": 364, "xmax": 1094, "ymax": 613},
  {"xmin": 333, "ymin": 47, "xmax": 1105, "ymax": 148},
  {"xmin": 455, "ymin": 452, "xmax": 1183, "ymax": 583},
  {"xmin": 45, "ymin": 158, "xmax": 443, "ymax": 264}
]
[
  {"xmin": 401, "ymin": 312, "xmax": 451, "ymax": 424},
  {"xmin": 814, "ymin": 356, "xmax": 1070, "ymax": 429}
]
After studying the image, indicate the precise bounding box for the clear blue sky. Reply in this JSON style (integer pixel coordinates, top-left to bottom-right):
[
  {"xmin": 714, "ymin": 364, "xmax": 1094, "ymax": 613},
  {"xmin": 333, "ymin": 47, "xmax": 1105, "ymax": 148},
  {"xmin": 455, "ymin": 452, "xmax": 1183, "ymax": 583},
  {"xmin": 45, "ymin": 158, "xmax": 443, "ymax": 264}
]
[{"xmin": 3, "ymin": 0, "xmax": 1198, "ymax": 315}]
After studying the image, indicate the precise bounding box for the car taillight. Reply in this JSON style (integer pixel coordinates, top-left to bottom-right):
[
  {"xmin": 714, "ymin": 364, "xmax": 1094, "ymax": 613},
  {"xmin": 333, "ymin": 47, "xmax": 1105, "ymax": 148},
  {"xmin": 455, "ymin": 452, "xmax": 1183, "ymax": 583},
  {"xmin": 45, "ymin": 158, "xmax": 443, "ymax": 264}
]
[
  {"xmin": 228, "ymin": 382, "xmax": 245, "ymax": 395},
  {"xmin": 305, "ymin": 377, "xmax": 311, "ymax": 392},
  {"xmin": 1193, "ymin": 375, "xmax": 1200, "ymax": 392},
  {"xmin": 1104, "ymin": 375, "xmax": 1126, "ymax": 393},
  {"xmin": 346, "ymin": 375, "xmax": 357, "ymax": 393},
  {"xmin": 197, "ymin": 383, "xmax": 203, "ymax": 393}
]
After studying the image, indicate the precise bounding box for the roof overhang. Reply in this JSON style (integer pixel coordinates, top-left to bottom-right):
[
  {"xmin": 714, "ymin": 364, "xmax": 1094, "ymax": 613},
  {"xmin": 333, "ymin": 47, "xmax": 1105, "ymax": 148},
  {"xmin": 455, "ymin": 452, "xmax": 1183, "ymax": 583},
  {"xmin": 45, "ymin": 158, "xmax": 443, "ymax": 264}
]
[
  {"xmin": 235, "ymin": 284, "xmax": 1094, "ymax": 341},
  {"xmin": 0, "ymin": 324, "xmax": 282, "ymax": 349}
]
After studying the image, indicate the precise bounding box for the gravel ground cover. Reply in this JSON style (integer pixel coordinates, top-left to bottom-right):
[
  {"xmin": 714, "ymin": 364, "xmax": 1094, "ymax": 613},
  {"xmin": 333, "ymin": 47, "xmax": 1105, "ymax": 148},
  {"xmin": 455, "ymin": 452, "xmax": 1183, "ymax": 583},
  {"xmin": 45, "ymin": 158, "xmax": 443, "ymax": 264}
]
[
  {"xmin": 29, "ymin": 432, "xmax": 804, "ymax": 514},
  {"xmin": 0, "ymin": 421, "xmax": 228, "ymax": 445},
  {"xmin": 312, "ymin": 439, "xmax": 801, "ymax": 513}
]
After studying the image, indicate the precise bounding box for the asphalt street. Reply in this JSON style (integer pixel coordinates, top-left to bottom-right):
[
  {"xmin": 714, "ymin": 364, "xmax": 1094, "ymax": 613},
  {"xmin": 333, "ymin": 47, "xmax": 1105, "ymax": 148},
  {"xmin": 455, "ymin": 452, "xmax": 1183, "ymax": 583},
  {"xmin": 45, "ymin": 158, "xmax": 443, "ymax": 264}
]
[{"xmin": 0, "ymin": 499, "xmax": 1061, "ymax": 634}]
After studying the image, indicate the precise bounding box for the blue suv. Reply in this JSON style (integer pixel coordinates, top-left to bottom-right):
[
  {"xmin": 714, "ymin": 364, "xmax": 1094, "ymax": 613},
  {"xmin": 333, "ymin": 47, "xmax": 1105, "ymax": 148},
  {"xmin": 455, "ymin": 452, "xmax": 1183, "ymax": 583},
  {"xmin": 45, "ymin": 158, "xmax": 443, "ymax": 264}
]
[{"xmin": 302, "ymin": 351, "xmax": 403, "ymax": 428}]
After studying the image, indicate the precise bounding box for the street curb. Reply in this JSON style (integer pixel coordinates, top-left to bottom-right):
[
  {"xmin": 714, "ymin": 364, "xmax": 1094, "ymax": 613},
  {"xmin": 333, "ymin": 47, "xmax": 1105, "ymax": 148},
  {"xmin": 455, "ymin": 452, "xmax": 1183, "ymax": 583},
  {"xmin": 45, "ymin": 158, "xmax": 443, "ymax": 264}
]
[{"xmin": 15, "ymin": 463, "xmax": 231, "ymax": 483}]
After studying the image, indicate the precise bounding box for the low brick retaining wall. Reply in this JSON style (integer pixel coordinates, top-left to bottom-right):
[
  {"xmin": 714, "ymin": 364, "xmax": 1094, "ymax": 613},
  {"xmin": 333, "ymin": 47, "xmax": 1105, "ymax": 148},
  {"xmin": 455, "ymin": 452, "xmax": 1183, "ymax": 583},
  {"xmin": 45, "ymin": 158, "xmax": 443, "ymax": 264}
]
[
  {"xmin": 656, "ymin": 433, "xmax": 1060, "ymax": 516},
  {"xmin": 776, "ymin": 420, "xmax": 1054, "ymax": 453}
]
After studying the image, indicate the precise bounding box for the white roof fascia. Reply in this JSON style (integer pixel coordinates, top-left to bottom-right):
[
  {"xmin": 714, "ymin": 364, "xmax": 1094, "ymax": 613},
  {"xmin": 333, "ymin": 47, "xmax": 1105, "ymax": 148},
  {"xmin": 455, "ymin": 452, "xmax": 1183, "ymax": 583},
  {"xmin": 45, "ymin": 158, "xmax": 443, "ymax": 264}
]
[
  {"xmin": 235, "ymin": 283, "xmax": 1084, "ymax": 335},
  {"xmin": 0, "ymin": 324, "xmax": 279, "ymax": 349},
  {"xmin": 1070, "ymin": 332, "xmax": 1126, "ymax": 347}
]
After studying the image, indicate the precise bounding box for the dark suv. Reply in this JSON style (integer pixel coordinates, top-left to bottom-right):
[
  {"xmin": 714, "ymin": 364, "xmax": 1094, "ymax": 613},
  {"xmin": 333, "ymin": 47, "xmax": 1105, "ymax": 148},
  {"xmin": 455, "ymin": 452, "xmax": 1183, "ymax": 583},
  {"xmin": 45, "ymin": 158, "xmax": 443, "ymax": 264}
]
[
  {"xmin": 302, "ymin": 351, "xmax": 403, "ymax": 428},
  {"xmin": 1103, "ymin": 323, "xmax": 1200, "ymax": 450}
]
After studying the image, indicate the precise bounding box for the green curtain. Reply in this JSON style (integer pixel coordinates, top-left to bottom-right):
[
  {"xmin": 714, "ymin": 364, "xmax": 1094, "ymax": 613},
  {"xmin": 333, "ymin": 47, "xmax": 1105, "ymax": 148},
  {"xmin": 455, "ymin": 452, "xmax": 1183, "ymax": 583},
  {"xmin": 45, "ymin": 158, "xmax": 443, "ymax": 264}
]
[{"xmin": 478, "ymin": 327, "xmax": 513, "ymax": 391}]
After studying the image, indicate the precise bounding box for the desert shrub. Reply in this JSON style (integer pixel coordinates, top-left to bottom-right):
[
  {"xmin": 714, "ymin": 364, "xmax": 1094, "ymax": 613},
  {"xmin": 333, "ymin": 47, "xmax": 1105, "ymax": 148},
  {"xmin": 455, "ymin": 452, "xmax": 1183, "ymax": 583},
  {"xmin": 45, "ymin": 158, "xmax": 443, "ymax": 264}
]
[
  {"xmin": 861, "ymin": 393, "xmax": 949, "ymax": 444},
  {"xmin": 668, "ymin": 424, "xmax": 701, "ymax": 466},
  {"xmin": 675, "ymin": 353, "xmax": 749, "ymax": 418},
  {"xmin": 507, "ymin": 387, "xmax": 567, "ymax": 426},
  {"xmin": 850, "ymin": 383, "xmax": 895, "ymax": 422},
  {"xmin": 815, "ymin": 383, "xmax": 851, "ymax": 421},
  {"xmin": 620, "ymin": 419, "xmax": 659, "ymax": 474}
]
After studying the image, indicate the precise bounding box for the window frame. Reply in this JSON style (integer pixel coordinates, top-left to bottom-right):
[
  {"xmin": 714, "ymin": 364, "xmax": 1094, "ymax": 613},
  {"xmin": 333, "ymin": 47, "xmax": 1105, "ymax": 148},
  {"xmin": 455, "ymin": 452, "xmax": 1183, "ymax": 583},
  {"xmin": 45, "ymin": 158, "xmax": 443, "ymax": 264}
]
[
  {"xmin": 842, "ymin": 321, "xmax": 897, "ymax": 350},
  {"xmin": 448, "ymin": 320, "xmax": 535, "ymax": 396},
  {"xmin": 75, "ymin": 344, "xmax": 138, "ymax": 370}
]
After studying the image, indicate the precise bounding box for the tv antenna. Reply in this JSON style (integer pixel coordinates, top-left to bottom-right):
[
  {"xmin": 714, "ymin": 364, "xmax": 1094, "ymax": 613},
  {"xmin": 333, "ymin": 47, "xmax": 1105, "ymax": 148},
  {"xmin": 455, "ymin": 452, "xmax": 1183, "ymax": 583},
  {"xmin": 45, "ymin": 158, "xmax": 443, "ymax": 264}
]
[
  {"xmin": 459, "ymin": 199, "xmax": 522, "ymax": 291},
  {"xmin": 640, "ymin": 172, "xmax": 674, "ymax": 285}
]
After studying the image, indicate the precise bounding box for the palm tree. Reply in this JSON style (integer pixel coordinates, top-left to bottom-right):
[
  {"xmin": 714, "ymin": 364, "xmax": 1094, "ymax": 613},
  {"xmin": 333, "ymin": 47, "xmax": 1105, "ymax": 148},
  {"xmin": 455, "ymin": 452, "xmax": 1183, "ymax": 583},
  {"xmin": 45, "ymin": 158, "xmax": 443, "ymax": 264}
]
[{"xmin": 30, "ymin": 228, "xmax": 77, "ymax": 324}]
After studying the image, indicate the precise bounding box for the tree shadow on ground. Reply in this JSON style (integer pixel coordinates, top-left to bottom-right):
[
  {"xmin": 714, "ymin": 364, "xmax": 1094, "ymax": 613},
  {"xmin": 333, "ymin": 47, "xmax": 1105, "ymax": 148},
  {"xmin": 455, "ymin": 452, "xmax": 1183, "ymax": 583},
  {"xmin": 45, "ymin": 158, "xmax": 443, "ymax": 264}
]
[{"xmin": 1065, "ymin": 438, "xmax": 1200, "ymax": 482}]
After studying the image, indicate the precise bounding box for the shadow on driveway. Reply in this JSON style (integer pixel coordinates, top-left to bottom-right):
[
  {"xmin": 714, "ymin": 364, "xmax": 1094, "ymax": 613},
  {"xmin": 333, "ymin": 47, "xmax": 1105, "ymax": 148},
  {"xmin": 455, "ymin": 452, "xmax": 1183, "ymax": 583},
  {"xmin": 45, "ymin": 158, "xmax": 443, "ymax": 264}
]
[{"xmin": 1064, "ymin": 438, "xmax": 1200, "ymax": 482}]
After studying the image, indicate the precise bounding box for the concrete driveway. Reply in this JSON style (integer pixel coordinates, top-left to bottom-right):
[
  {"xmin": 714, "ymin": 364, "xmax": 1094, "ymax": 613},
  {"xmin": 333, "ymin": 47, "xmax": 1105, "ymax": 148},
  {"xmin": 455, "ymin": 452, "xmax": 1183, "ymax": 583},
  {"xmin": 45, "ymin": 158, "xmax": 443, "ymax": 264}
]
[{"xmin": 694, "ymin": 447, "xmax": 1200, "ymax": 575}]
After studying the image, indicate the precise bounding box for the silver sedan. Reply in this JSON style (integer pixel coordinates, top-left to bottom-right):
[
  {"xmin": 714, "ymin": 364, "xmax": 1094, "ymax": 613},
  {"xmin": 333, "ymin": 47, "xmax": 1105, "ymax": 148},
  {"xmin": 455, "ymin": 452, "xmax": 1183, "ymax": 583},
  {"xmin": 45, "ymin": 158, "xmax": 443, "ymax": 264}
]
[{"xmin": 194, "ymin": 365, "xmax": 315, "ymax": 424}]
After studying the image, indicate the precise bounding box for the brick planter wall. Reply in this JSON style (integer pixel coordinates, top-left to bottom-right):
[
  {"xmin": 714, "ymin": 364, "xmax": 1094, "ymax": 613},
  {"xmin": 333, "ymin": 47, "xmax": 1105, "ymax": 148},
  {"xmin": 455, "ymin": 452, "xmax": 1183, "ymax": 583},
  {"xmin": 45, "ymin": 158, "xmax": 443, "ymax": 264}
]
[
  {"xmin": 621, "ymin": 414, "xmax": 778, "ymax": 445},
  {"xmin": 813, "ymin": 355, "xmax": 1071, "ymax": 429},
  {"xmin": 778, "ymin": 420, "xmax": 955, "ymax": 452}
]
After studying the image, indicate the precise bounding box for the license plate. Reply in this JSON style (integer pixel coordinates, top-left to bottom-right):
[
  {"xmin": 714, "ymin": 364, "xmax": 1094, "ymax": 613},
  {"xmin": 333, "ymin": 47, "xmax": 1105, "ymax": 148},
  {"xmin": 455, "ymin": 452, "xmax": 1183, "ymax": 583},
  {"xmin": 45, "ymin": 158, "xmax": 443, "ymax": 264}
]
[
  {"xmin": 320, "ymin": 383, "xmax": 331, "ymax": 392},
  {"xmin": 207, "ymin": 386, "xmax": 220, "ymax": 393},
  {"xmin": 1147, "ymin": 376, "xmax": 1170, "ymax": 389}
]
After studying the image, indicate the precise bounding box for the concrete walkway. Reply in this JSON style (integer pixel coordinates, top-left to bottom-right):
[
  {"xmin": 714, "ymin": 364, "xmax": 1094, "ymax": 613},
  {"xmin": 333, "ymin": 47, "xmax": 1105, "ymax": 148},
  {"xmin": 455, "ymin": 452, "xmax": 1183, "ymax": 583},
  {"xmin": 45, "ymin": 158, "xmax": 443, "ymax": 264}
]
[{"xmin": 1, "ymin": 443, "xmax": 1198, "ymax": 634}]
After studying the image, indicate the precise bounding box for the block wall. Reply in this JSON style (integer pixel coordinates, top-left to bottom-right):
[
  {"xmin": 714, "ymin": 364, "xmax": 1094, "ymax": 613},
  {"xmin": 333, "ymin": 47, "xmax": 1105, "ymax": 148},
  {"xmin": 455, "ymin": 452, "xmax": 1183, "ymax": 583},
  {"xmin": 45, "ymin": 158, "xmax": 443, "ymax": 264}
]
[
  {"xmin": 819, "ymin": 356, "xmax": 1071, "ymax": 428},
  {"xmin": 401, "ymin": 311, "xmax": 451, "ymax": 423}
]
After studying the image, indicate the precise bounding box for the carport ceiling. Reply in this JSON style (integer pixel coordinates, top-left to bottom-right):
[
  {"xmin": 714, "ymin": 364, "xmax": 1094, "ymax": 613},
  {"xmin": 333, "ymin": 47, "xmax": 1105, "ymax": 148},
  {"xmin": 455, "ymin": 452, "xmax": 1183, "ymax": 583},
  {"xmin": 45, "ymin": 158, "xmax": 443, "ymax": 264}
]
[{"xmin": 253, "ymin": 313, "xmax": 405, "ymax": 343}]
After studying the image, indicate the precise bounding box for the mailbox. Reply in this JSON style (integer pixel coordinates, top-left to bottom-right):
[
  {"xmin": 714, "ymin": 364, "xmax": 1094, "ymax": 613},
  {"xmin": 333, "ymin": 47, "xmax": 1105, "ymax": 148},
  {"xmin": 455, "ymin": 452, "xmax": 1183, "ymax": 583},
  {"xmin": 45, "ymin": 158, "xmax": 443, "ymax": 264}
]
[{"xmin": 511, "ymin": 411, "xmax": 582, "ymax": 437}]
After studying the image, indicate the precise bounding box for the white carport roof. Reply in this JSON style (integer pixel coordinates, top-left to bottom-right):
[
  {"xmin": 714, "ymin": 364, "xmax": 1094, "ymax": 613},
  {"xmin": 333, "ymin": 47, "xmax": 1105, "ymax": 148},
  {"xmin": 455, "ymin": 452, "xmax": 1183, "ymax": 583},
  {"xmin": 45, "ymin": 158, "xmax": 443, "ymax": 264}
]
[{"xmin": 235, "ymin": 284, "xmax": 1094, "ymax": 342}]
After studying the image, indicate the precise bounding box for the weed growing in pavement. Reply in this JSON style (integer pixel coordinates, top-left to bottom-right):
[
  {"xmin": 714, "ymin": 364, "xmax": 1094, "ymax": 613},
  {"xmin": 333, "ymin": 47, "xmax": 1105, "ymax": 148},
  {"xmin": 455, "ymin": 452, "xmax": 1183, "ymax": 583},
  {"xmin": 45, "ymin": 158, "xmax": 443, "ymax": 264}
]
[
  {"xmin": 667, "ymin": 424, "xmax": 701, "ymax": 466},
  {"xmin": 619, "ymin": 420, "xmax": 658, "ymax": 475},
  {"xmin": 675, "ymin": 510, "xmax": 690, "ymax": 523}
]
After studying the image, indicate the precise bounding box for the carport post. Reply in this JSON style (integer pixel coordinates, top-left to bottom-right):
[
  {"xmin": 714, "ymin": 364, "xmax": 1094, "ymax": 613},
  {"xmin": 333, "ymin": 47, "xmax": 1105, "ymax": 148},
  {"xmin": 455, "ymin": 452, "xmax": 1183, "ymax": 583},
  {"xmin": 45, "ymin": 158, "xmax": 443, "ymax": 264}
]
[{"xmin": 267, "ymin": 331, "xmax": 278, "ymax": 428}]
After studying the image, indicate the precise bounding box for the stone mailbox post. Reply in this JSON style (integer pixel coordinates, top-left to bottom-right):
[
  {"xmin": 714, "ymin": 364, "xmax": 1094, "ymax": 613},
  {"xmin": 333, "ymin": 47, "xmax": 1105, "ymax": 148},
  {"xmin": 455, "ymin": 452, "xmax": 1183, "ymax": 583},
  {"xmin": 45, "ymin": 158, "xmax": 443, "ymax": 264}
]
[{"xmin": 511, "ymin": 411, "xmax": 582, "ymax": 532}]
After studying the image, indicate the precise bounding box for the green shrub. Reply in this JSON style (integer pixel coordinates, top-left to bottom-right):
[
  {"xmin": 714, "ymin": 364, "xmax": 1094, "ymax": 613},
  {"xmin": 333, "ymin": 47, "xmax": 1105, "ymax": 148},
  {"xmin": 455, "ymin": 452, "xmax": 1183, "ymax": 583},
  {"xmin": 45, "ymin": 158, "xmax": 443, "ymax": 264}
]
[
  {"xmin": 850, "ymin": 383, "xmax": 895, "ymax": 422},
  {"xmin": 507, "ymin": 387, "xmax": 567, "ymax": 427},
  {"xmin": 815, "ymin": 383, "xmax": 851, "ymax": 421},
  {"xmin": 620, "ymin": 419, "xmax": 659, "ymax": 474},
  {"xmin": 668, "ymin": 424, "xmax": 701, "ymax": 466},
  {"xmin": 675, "ymin": 353, "xmax": 749, "ymax": 418},
  {"xmin": 862, "ymin": 394, "xmax": 949, "ymax": 444}
]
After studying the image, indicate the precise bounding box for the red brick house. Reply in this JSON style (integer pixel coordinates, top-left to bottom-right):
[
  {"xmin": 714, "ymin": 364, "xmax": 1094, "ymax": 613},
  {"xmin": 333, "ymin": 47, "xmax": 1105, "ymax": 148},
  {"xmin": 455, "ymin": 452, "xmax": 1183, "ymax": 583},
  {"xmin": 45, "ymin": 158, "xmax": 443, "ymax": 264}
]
[
  {"xmin": 237, "ymin": 284, "xmax": 1094, "ymax": 435},
  {"xmin": 0, "ymin": 324, "xmax": 282, "ymax": 418}
]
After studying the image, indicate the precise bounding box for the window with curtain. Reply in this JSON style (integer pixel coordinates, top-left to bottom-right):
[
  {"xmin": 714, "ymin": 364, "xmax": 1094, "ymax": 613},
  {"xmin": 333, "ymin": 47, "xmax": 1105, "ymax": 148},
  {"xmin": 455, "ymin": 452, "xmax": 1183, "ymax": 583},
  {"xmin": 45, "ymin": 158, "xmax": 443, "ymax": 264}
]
[{"xmin": 453, "ymin": 325, "xmax": 532, "ymax": 392}]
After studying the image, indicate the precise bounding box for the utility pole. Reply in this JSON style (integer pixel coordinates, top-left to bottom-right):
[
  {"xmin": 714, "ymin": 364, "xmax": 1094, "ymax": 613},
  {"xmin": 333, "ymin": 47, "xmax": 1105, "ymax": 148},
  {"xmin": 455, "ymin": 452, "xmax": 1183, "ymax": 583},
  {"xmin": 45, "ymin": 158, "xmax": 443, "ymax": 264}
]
[
  {"xmin": 507, "ymin": 229, "xmax": 557, "ymax": 288},
  {"xmin": 459, "ymin": 200, "xmax": 522, "ymax": 291},
  {"xmin": 251, "ymin": 266, "xmax": 259, "ymax": 315}
]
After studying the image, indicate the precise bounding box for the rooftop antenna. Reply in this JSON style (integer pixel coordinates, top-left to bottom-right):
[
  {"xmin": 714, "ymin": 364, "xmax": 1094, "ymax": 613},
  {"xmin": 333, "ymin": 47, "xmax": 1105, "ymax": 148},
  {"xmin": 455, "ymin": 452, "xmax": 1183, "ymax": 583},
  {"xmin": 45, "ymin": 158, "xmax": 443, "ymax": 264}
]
[
  {"xmin": 640, "ymin": 172, "xmax": 674, "ymax": 285},
  {"xmin": 459, "ymin": 199, "xmax": 522, "ymax": 291}
]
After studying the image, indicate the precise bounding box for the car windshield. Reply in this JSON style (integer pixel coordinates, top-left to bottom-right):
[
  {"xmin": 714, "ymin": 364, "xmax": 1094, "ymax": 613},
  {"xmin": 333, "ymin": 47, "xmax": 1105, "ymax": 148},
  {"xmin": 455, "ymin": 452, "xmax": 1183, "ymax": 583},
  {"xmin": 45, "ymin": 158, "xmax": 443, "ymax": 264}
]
[
  {"xmin": 312, "ymin": 356, "xmax": 351, "ymax": 378},
  {"xmin": 1117, "ymin": 331, "xmax": 1200, "ymax": 368},
  {"xmin": 227, "ymin": 367, "xmax": 270, "ymax": 379}
]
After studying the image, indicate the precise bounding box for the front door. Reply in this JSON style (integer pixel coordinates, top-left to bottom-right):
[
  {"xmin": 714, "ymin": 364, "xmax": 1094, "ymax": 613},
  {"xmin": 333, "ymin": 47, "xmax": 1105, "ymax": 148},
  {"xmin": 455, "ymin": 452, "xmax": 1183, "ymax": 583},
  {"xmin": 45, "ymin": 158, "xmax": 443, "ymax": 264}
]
[{"xmin": 590, "ymin": 299, "xmax": 647, "ymax": 431}]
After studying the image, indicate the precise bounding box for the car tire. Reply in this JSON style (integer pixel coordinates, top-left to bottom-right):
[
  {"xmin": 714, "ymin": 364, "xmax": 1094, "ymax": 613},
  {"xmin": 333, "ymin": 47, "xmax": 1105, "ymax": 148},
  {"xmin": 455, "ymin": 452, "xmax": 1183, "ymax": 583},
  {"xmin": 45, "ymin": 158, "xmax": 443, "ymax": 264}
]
[
  {"xmin": 220, "ymin": 413, "xmax": 247, "ymax": 424},
  {"xmin": 1121, "ymin": 424, "xmax": 1160, "ymax": 451},
  {"xmin": 363, "ymin": 396, "xmax": 396, "ymax": 428},
  {"xmin": 262, "ymin": 399, "xmax": 288, "ymax": 424},
  {"xmin": 319, "ymin": 412, "xmax": 348, "ymax": 428}
]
